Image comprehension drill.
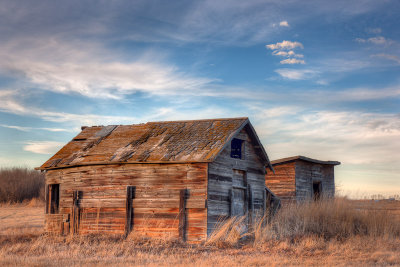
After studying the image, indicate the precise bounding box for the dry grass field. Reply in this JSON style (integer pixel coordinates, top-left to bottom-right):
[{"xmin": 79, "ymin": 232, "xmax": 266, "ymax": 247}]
[{"xmin": 1, "ymin": 198, "xmax": 400, "ymax": 266}]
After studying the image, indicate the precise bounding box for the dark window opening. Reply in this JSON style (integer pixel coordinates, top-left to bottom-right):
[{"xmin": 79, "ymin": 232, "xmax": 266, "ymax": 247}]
[
  {"xmin": 47, "ymin": 184, "xmax": 60, "ymax": 214},
  {"xmin": 313, "ymin": 182, "xmax": 321, "ymax": 201},
  {"xmin": 231, "ymin": 138, "xmax": 244, "ymax": 159}
]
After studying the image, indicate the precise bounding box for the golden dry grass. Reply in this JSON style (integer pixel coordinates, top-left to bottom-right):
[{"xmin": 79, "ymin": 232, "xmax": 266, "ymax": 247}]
[{"xmin": 1, "ymin": 198, "xmax": 400, "ymax": 266}]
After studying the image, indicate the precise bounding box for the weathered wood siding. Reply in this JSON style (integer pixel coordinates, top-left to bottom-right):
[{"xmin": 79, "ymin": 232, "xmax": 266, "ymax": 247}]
[
  {"xmin": 207, "ymin": 127, "xmax": 266, "ymax": 235},
  {"xmin": 44, "ymin": 163, "xmax": 208, "ymax": 242},
  {"xmin": 295, "ymin": 161, "xmax": 335, "ymax": 201},
  {"xmin": 265, "ymin": 162, "xmax": 296, "ymax": 205}
]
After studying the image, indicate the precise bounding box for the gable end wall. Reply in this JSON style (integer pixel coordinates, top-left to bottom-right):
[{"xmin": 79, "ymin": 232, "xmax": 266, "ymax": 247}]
[{"xmin": 207, "ymin": 127, "xmax": 266, "ymax": 235}]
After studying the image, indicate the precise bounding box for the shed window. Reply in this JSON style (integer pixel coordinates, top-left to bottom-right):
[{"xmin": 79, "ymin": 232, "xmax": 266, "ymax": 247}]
[
  {"xmin": 47, "ymin": 184, "xmax": 60, "ymax": 214},
  {"xmin": 231, "ymin": 138, "xmax": 244, "ymax": 159}
]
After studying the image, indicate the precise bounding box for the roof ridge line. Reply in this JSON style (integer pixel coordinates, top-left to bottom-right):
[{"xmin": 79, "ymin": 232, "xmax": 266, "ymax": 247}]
[{"xmin": 146, "ymin": 117, "xmax": 249, "ymax": 124}]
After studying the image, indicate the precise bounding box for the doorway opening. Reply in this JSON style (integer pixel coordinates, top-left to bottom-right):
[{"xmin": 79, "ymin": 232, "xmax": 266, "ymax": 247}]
[{"xmin": 313, "ymin": 182, "xmax": 321, "ymax": 201}]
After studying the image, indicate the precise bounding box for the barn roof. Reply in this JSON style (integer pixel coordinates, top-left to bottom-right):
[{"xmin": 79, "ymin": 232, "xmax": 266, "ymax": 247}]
[
  {"xmin": 270, "ymin": 155, "xmax": 340, "ymax": 166},
  {"xmin": 38, "ymin": 117, "xmax": 273, "ymax": 170}
]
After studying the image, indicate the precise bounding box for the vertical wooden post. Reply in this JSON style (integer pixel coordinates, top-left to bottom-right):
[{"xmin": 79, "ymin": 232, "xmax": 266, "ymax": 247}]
[
  {"xmin": 247, "ymin": 184, "xmax": 253, "ymax": 227},
  {"xmin": 72, "ymin": 190, "xmax": 81, "ymax": 235},
  {"xmin": 125, "ymin": 186, "xmax": 135, "ymax": 237},
  {"xmin": 179, "ymin": 189, "xmax": 188, "ymax": 242},
  {"xmin": 229, "ymin": 189, "xmax": 233, "ymax": 217},
  {"xmin": 45, "ymin": 184, "xmax": 49, "ymax": 214},
  {"xmin": 263, "ymin": 189, "xmax": 267, "ymax": 217}
]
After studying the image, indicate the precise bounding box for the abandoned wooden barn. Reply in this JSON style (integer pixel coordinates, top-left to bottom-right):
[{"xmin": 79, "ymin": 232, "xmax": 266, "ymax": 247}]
[
  {"xmin": 38, "ymin": 117, "xmax": 278, "ymax": 242},
  {"xmin": 265, "ymin": 156, "xmax": 340, "ymax": 205}
]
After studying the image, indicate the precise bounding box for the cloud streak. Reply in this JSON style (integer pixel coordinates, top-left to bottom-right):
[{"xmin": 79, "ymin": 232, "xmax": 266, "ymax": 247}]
[
  {"xmin": 0, "ymin": 124, "xmax": 72, "ymax": 132},
  {"xmin": 266, "ymin": 40, "xmax": 303, "ymax": 50},
  {"xmin": 275, "ymin": 69, "xmax": 317, "ymax": 79},
  {"xmin": 23, "ymin": 141, "xmax": 64, "ymax": 154},
  {"xmin": 0, "ymin": 39, "xmax": 215, "ymax": 99},
  {"xmin": 355, "ymin": 36, "xmax": 392, "ymax": 45}
]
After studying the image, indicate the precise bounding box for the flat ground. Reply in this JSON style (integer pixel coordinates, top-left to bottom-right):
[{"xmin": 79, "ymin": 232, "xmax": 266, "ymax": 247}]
[{"xmin": 0, "ymin": 201, "xmax": 400, "ymax": 266}]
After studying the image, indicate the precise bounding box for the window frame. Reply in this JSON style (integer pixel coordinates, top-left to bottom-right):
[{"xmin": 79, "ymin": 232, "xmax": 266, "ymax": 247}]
[{"xmin": 230, "ymin": 138, "xmax": 245, "ymax": 159}]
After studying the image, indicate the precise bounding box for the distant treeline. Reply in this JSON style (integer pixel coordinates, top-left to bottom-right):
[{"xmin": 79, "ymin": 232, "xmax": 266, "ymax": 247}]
[{"xmin": 0, "ymin": 167, "xmax": 44, "ymax": 202}]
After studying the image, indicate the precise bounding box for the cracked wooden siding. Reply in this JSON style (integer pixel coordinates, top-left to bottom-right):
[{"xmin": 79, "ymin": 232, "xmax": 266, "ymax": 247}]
[
  {"xmin": 40, "ymin": 117, "xmax": 274, "ymax": 241},
  {"xmin": 265, "ymin": 157, "xmax": 338, "ymax": 205},
  {"xmin": 265, "ymin": 162, "xmax": 296, "ymax": 205},
  {"xmin": 44, "ymin": 163, "xmax": 208, "ymax": 242},
  {"xmin": 207, "ymin": 127, "xmax": 267, "ymax": 235},
  {"xmin": 295, "ymin": 161, "xmax": 335, "ymax": 201}
]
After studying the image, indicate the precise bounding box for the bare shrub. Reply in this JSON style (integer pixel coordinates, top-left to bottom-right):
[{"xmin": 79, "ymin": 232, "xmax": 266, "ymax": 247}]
[{"xmin": 0, "ymin": 167, "xmax": 45, "ymax": 203}]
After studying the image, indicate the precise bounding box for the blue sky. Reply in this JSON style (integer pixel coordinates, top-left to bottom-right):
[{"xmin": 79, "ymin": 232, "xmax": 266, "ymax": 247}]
[{"xmin": 0, "ymin": 0, "xmax": 399, "ymax": 197}]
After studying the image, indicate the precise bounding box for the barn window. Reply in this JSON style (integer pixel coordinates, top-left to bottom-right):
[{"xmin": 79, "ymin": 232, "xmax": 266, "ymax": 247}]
[
  {"xmin": 231, "ymin": 138, "xmax": 244, "ymax": 159},
  {"xmin": 47, "ymin": 184, "xmax": 60, "ymax": 214}
]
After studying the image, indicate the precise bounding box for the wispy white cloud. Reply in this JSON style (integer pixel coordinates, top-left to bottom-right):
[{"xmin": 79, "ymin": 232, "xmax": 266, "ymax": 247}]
[
  {"xmin": 275, "ymin": 68, "xmax": 317, "ymax": 79},
  {"xmin": 0, "ymin": 39, "xmax": 215, "ymax": 99},
  {"xmin": 23, "ymin": 141, "xmax": 64, "ymax": 154},
  {"xmin": 371, "ymin": 53, "xmax": 400, "ymax": 64},
  {"xmin": 280, "ymin": 58, "xmax": 305, "ymax": 64},
  {"xmin": 273, "ymin": 50, "xmax": 304, "ymax": 58},
  {"xmin": 266, "ymin": 40, "xmax": 303, "ymax": 50},
  {"xmin": 366, "ymin": 27, "xmax": 382, "ymax": 34},
  {"xmin": 279, "ymin": 20, "xmax": 289, "ymax": 27},
  {"xmin": 267, "ymin": 40, "xmax": 305, "ymax": 64},
  {"xmin": 355, "ymin": 36, "xmax": 392, "ymax": 45},
  {"xmin": 0, "ymin": 89, "xmax": 135, "ymax": 125},
  {"xmin": 251, "ymin": 107, "xmax": 400, "ymax": 168},
  {"xmin": 0, "ymin": 124, "xmax": 71, "ymax": 132}
]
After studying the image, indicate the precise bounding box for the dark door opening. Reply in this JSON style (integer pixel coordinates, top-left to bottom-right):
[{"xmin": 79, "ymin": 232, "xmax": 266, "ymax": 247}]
[
  {"xmin": 47, "ymin": 184, "xmax": 60, "ymax": 214},
  {"xmin": 313, "ymin": 182, "xmax": 321, "ymax": 201}
]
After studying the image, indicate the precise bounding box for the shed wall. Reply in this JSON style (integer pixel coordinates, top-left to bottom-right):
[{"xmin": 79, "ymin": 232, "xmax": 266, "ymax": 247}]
[
  {"xmin": 265, "ymin": 162, "xmax": 296, "ymax": 205},
  {"xmin": 44, "ymin": 163, "xmax": 208, "ymax": 242},
  {"xmin": 295, "ymin": 161, "xmax": 335, "ymax": 201},
  {"xmin": 207, "ymin": 128, "xmax": 266, "ymax": 235}
]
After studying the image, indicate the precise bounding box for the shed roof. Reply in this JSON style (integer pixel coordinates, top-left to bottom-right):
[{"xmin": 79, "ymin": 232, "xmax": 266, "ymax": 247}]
[
  {"xmin": 39, "ymin": 117, "xmax": 272, "ymax": 170},
  {"xmin": 270, "ymin": 155, "xmax": 340, "ymax": 166}
]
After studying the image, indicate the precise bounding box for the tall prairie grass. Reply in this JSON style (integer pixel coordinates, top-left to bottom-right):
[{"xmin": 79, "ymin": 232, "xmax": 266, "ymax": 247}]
[
  {"xmin": 0, "ymin": 167, "xmax": 45, "ymax": 203},
  {"xmin": 1, "ymin": 198, "xmax": 400, "ymax": 266},
  {"xmin": 207, "ymin": 198, "xmax": 400, "ymax": 247}
]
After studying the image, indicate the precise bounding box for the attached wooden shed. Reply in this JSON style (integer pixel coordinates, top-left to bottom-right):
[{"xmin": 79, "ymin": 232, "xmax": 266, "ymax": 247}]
[
  {"xmin": 38, "ymin": 117, "xmax": 277, "ymax": 242},
  {"xmin": 265, "ymin": 156, "xmax": 340, "ymax": 205}
]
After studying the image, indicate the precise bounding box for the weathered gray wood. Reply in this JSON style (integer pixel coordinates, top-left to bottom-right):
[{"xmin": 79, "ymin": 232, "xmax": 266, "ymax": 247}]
[
  {"xmin": 295, "ymin": 161, "xmax": 335, "ymax": 202},
  {"xmin": 72, "ymin": 190, "xmax": 81, "ymax": 235},
  {"xmin": 179, "ymin": 189, "xmax": 188, "ymax": 241},
  {"xmin": 45, "ymin": 184, "xmax": 49, "ymax": 214},
  {"xmin": 125, "ymin": 186, "xmax": 135, "ymax": 236},
  {"xmin": 263, "ymin": 189, "xmax": 266, "ymax": 216},
  {"xmin": 207, "ymin": 127, "xmax": 268, "ymax": 235},
  {"xmin": 247, "ymin": 183, "xmax": 253, "ymax": 226},
  {"xmin": 44, "ymin": 163, "xmax": 208, "ymax": 241}
]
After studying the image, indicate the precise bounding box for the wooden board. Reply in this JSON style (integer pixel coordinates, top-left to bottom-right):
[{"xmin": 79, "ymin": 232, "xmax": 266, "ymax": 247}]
[{"xmin": 44, "ymin": 163, "xmax": 208, "ymax": 242}]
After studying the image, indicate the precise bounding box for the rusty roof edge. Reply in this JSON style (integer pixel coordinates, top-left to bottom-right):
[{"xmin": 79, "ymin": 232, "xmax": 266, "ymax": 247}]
[
  {"xmin": 36, "ymin": 160, "xmax": 212, "ymax": 171},
  {"xmin": 245, "ymin": 121, "xmax": 275, "ymax": 174},
  {"xmin": 146, "ymin": 117, "xmax": 249, "ymax": 124},
  {"xmin": 271, "ymin": 155, "xmax": 341, "ymax": 166}
]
